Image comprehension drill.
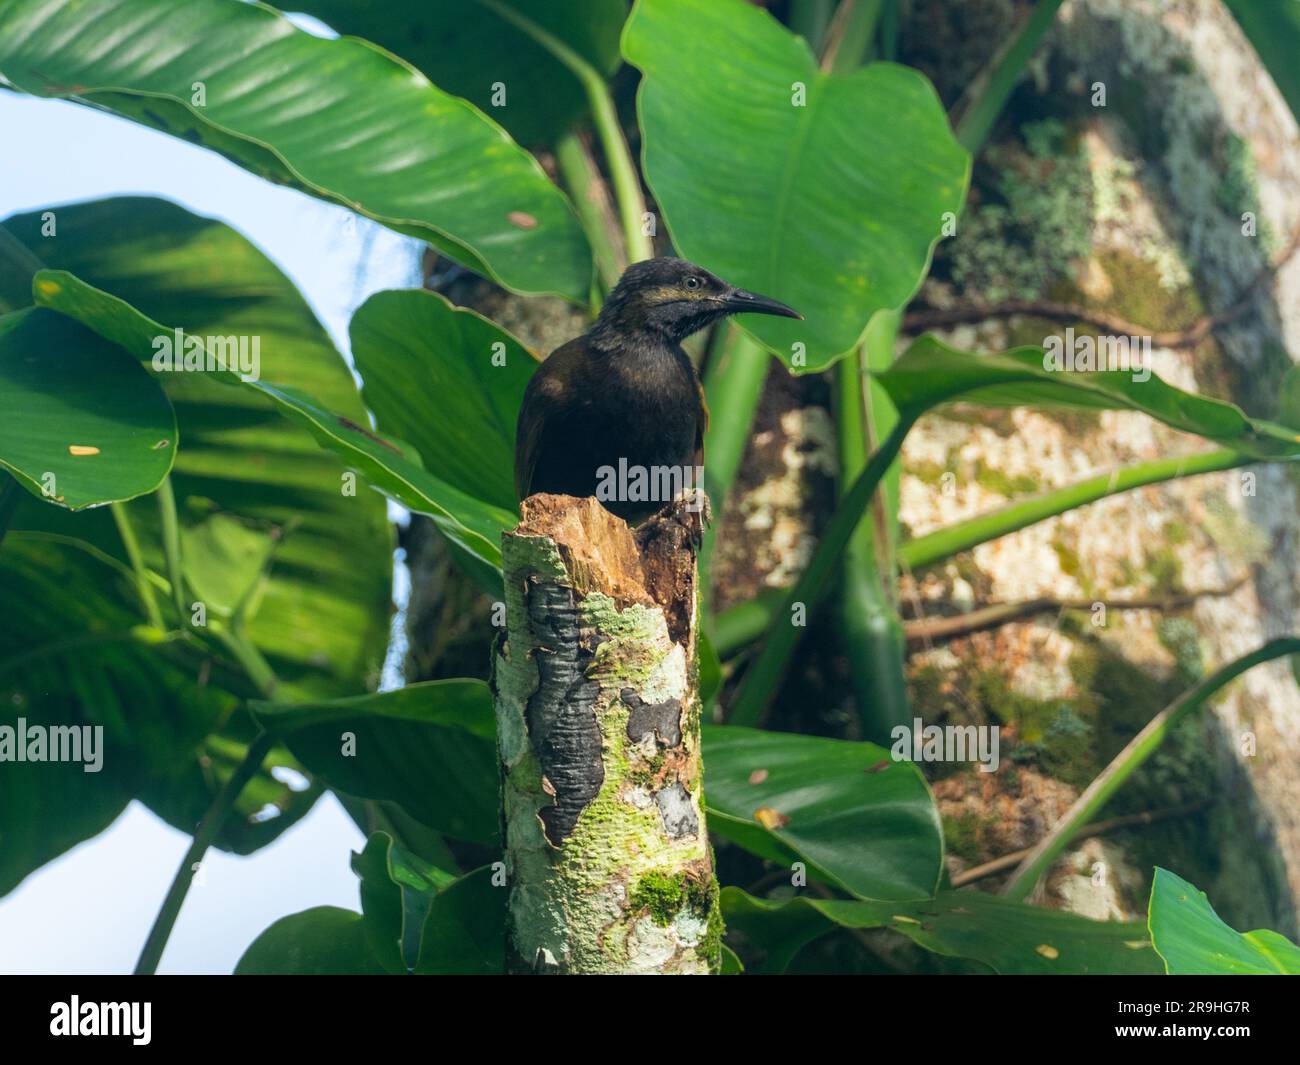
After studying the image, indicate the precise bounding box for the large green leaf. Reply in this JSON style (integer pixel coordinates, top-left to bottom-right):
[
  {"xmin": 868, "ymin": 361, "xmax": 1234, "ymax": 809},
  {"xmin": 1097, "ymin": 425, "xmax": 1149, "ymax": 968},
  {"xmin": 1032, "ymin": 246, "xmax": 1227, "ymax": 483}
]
[
  {"xmin": 724, "ymin": 888, "xmax": 1163, "ymax": 975},
  {"xmin": 623, "ymin": 0, "xmax": 968, "ymax": 372},
  {"xmin": 350, "ymin": 289, "xmax": 536, "ymax": 513},
  {"xmin": 2, "ymin": 198, "xmax": 395, "ymax": 698},
  {"xmin": 293, "ymin": 0, "xmax": 627, "ymax": 146},
  {"xmin": 19, "ymin": 248, "xmax": 511, "ymax": 590},
  {"xmin": 877, "ymin": 335, "xmax": 1300, "ymax": 459},
  {"xmin": 253, "ymin": 681, "xmax": 500, "ymax": 844},
  {"xmin": 1147, "ymin": 867, "xmax": 1300, "ymax": 975},
  {"xmin": 0, "ymin": 307, "xmax": 176, "ymax": 509},
  {"xmin": 701, "ymin": 725, "xmax": 943, "ymax": 901},
  {"xmin": 234, "ymin": 907, "xmax": 389, "ymax": 975},
  {"xmin": 0, "ymin": 0, "xmax": 591, "ymax": 300}
]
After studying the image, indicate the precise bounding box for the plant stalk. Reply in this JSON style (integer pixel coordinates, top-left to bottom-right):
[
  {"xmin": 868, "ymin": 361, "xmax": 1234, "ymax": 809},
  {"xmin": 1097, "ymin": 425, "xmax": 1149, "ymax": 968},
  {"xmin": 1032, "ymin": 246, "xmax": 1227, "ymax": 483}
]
[
  {"xmin": 554, "ymin": 129, "xmax": 625, "ymax": 294},
  {"xmin": 727, "ymin": 413, "xmax": 917, "ymax": 727},
  {"xmin": 134, "ymin": 622, "xmax": 281, "ymax": 974},
  {"xmin": 899, "ymin": 448, "xmax": 1252, "ymax": 571},
  {"xmin": 952, "ymin": 0, "xmax": 1066, "ymax": 154},
  {"xmin": 110, "ymin": 500, "xmax": 164, "ymax": 629},
  {"xmin": 155, "ymin": 476, "xmax": 186, "ymax": 623},
  {"xmin": 821, "ymin": 0, "xmax": 884, "ymax": 73},
  {"xmin": 133, "ymin": 730, "xmax": 276, "ymax": 974},
  {"xmin": 480, "ymin": 0, "xmax": 654, "ymax": 263},
  {"xmin": 835, "ymin": 318, "xmax": 909, "ymax": 741},
  {"xmin": 700, "ymin": 325, "xmax": 770, "ymax": 618},
  {"xmin": 213, "ymin": 623, "xmax": 279, "ymax": 700}
]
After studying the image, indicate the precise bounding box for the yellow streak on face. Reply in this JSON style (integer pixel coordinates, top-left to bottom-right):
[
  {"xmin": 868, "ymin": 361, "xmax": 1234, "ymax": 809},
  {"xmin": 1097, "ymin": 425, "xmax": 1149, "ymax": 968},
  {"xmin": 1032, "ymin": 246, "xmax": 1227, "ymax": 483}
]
[{"xmin": 646, "ymin": 283, "xmax": 712, "ymax": 304}]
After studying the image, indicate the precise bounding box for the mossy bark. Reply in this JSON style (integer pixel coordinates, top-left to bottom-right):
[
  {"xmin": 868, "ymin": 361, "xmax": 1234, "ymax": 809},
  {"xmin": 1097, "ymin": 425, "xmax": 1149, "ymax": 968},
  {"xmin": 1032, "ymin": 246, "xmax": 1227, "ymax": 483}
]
[{"xmin": 493, "ymin": 494, "xmax": 719, "ymax": 974}]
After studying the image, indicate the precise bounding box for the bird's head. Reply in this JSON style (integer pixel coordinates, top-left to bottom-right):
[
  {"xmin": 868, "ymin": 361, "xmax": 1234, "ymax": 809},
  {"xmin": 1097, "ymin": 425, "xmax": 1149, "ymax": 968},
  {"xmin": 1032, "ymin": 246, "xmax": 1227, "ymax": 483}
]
[{"xmin": 591, "ymin": 257, "xmax": 802, "ymax": 347}]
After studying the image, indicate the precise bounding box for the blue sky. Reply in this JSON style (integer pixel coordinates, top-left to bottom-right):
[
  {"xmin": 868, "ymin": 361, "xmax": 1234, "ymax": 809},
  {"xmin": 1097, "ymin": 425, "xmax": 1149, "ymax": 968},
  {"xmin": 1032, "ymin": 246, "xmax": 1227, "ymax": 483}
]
[{"xmin": 0, "ymin": 73, "xmax": 422, "ymax": 973}]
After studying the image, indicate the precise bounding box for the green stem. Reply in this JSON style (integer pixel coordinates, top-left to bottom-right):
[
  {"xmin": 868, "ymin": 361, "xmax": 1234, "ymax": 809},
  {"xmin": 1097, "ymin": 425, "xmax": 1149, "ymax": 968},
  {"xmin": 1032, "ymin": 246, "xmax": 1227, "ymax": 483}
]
[
  {"xmin": 555, "ymin": 129, "xmax": 624, "ymax": 294},
  {"xmin": 135, "ymin": 620, "xmax": 281, "ymax": 973},
  {"xmin": 133, "ymin": 730, "xmax": 276, "ymax": 975},
  {"xmin": 700, "ymin": 325, "xmax": 770, "ymax": 618},
  {"xmin": 702, "ymin": 326, "xmax": 769, "ymax": 513},
  {"xmin": 481, "ymin": 0, "xmax": 653, "ymax": 263},
  {"xmin": 213, "ymin": 623, "xmax": 278, "ymax": 699},
  {"xmin": 156, "ymin": 476, "xmax": 186, "ymax": 623},
  {"xmin": 712, "ymin": 587, "xmax": 785, "ymax": 658},
  {"xmin": 879, "ymin": 0, "xmax": 898, "ymax": 61},
  {"xmin": 822, "ymin": 0, "xmax": 884, "ymax": 72},
  {"xmin": 953, "ymin": 0, "xmax": 1066, "ymax": 154},
  {"xmin": 1001, "ymin": 637, "xmax": 1300, "ymax": 901},
  {"xmin": 836, "ymin": 328, "xmax": 909, "ymax": 741},
  {"xmin": 899, "ymin": 448, "xmax": 1252, "ymax": 571},
  {"xmin": 727, "ymin": 414, "xmax": 917, "ymax": 727},
  {"xmin": 110, "ymin": 501, "xmax": 164, "ymax": 629}
]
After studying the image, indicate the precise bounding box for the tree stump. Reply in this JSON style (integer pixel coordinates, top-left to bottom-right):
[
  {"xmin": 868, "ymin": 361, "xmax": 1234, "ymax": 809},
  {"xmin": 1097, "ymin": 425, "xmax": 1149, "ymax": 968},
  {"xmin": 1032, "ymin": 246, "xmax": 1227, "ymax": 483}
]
[{"xmin": 492, "ymin": 493, "xmax": 720, "ymax": 973}]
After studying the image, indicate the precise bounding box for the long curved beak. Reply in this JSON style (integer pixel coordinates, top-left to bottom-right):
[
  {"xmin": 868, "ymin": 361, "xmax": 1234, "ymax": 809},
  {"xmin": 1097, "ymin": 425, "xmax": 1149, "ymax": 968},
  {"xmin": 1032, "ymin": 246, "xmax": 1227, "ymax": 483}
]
[{"xmin": 723, "ymin": 287, "xmax": 803, "ymax": 320}]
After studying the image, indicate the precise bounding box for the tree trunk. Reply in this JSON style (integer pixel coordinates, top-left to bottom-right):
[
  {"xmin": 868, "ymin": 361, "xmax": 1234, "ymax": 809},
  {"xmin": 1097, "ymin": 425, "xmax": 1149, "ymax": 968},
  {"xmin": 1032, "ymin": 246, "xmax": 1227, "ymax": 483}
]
[{"xmin": 492, "ymin": 493, "xmax": 720, "ymax": 973}]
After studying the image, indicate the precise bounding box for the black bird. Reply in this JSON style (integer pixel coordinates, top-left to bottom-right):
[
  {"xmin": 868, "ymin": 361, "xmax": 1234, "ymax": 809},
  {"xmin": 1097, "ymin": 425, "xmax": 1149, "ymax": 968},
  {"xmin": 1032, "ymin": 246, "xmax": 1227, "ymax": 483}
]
[{"xmin": 514, "ymin": 257, "xmax": 801, "ymax": 524}]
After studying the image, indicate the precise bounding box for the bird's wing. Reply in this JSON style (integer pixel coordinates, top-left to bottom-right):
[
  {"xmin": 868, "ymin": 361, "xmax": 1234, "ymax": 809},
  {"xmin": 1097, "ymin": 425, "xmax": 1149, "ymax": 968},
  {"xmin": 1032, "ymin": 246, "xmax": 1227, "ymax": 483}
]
[
  {"xmin": 514, "ymin": 382, "xmax": 545, "ymax": 503},
  {"xmin": 694, "ymin": 376, "xmax": 709, "ymax": 470},
  {"xmin": 514, "ymin": 338, "xmax": 582, "ymax": 503}
]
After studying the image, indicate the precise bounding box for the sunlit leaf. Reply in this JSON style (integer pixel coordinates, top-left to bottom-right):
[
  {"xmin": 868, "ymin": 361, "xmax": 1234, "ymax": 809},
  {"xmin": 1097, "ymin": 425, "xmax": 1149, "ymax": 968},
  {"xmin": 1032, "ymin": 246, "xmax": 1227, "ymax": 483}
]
[
  {"xmin": 624, "ymin": 0, "xmax": 968, "ymax": 371},
  {"xmin": 0, "ymin": 0, "xmax": 592, "ymax": 299}
]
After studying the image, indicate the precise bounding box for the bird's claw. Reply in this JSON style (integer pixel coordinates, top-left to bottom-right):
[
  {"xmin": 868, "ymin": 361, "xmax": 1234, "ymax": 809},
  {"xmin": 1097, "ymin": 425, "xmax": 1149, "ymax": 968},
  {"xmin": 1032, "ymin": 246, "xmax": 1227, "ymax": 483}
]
[
  {"xmin": 633, "ymin": 487, "xmax": 712, "ymax": 552},
  {"xmin": 673, "ymin": 487, "xmax": 712, "ymax": 547}
]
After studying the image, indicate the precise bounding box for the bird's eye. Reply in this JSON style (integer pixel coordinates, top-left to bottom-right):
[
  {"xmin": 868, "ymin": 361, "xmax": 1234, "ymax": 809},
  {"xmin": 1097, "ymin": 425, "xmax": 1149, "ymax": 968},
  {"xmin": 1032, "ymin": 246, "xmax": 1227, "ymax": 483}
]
[{"xmin": 684, "ymin": 276, "xmax": 700, "ymax": 290}]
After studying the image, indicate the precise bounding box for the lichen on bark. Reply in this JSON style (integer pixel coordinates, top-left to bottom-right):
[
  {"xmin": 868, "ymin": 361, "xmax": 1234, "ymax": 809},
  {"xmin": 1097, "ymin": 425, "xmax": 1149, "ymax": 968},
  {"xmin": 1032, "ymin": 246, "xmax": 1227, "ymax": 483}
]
[{"xmin": 493, "ymin": 494, "xmax": 719, "ymax": 973}]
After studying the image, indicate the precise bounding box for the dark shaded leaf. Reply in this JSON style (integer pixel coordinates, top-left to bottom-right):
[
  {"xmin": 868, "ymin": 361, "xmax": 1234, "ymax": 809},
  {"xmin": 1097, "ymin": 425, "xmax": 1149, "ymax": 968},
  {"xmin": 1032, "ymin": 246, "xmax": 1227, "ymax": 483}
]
[
  {"xmin": 234, "ymin": 906, "xmax": 388, "ymax": 975},
  {"xmin": 253, "ymin": 681, "xmax": 500, "ymax": 844},
  {"xmin": 294, "ymin": 0, "xmax": 627, "ymax": 146}
]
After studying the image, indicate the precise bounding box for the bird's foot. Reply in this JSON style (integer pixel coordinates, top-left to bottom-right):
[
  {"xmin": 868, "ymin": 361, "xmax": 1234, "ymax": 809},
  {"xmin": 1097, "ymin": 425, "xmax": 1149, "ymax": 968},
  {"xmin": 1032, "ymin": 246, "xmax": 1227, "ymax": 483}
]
[
  {"xmin": 637, "ymin": 487, "xmax": 711, "ymax": 550},
  {"xmin": 686, "ymin": 486, "xmax": 713, "ymax": 546}
]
